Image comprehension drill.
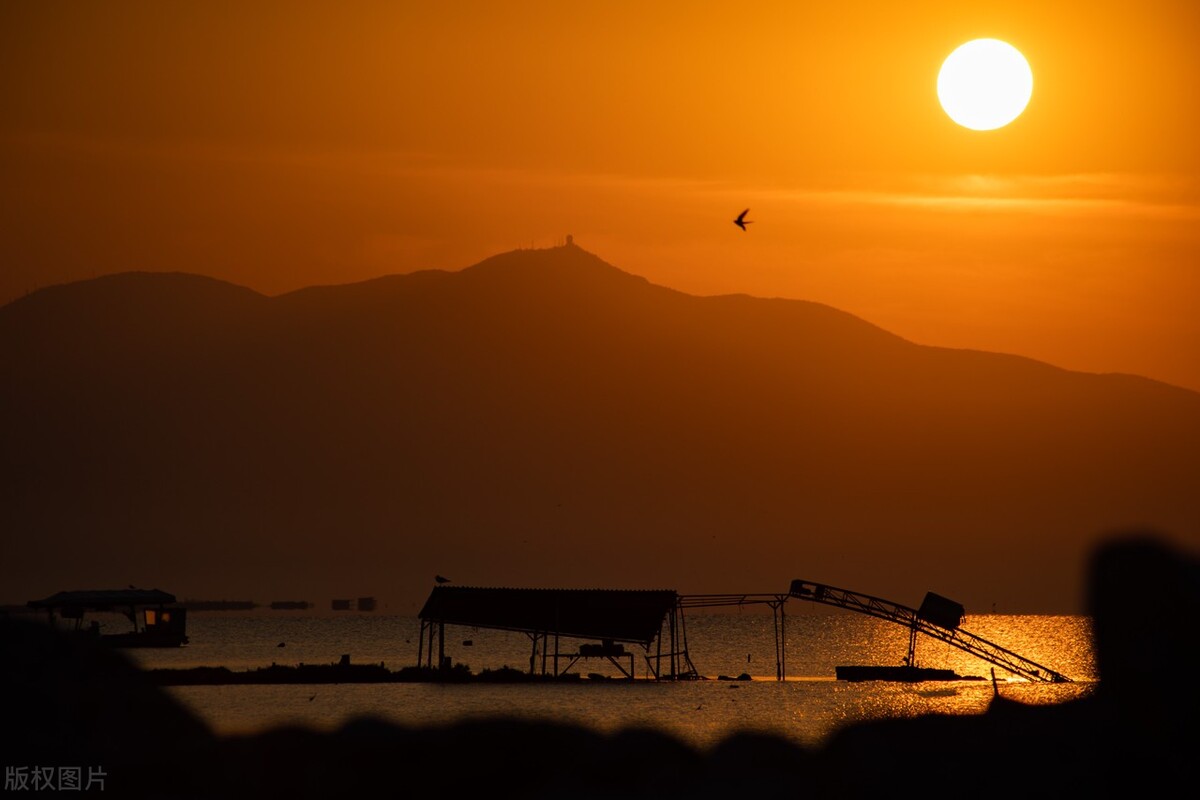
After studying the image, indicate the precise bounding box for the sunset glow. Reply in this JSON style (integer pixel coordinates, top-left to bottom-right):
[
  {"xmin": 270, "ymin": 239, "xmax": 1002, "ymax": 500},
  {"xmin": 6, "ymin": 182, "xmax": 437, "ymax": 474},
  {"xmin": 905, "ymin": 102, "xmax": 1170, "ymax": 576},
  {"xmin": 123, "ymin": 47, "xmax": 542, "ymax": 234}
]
[
  {"xmin": 3, "ymin": 5, "xmax": 1198, "ymax": 788},
  {"xmin": 2, "ymin": 0, "xmax": 1199, "ymax": 617},
  {"xmin": 2, "ymin": 2, "xmax": 1198, "ymax": 393}
]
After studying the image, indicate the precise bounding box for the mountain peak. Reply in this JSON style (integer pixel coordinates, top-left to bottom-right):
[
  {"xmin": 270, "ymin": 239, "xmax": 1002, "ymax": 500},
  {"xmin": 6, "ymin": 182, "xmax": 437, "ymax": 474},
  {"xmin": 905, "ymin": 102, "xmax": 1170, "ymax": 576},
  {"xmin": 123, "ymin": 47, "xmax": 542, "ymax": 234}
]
[{"xmin": 422, "ymin": 242, "xmax": 661, "ymax": 314}]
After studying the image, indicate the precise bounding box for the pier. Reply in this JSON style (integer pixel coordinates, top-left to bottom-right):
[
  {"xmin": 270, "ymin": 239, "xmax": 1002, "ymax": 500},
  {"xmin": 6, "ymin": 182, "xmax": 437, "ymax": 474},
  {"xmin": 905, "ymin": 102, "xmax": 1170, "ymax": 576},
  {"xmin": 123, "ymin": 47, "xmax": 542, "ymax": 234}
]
[
  {"xmin": 416, "ymin": 581, "xmax": 1073, "ymax": 684},
  {"xmin": 416, "ymin": 587, "xmax": 682, "ymax": 679}
]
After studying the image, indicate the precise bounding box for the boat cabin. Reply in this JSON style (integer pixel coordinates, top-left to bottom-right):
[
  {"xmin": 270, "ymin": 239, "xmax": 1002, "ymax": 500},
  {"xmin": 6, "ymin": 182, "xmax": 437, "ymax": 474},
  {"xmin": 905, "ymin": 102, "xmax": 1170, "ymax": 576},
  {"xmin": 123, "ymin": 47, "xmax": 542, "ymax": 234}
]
[{"xmin": 27, "ymin": 588, "xmax": 189, "ymax": 647}]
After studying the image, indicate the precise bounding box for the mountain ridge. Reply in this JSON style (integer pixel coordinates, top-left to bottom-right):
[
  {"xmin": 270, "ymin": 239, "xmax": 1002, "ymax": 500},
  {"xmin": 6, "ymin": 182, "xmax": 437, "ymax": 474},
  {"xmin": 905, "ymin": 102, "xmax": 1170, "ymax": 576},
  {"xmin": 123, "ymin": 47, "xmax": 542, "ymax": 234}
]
[
  {"xmin": 9, "ymin": 247, "xmax": 1191, "ymax": 396},
  {"xmin": 3, "ymin": 244, "xmax": 1198, "ymax": 613}
]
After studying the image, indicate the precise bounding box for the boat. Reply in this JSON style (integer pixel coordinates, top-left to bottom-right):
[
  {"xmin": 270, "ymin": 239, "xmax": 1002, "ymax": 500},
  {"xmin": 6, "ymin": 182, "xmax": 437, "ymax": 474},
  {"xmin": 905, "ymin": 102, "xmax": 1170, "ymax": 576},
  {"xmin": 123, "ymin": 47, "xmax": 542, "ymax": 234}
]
[
  {"xmin": 27, "ymin": 588, "xmax": 189, "ymax": 647},
  {"xmin": 835, "ymin": 665, "xmax": 981, "ymax": 682},
  {"xmin": 181, "ymin": 599, "xmax": 258, "ymax": 611},
  {"xmin": 269, "ymin": 600, "xmax": 311, "ymax": 610}
]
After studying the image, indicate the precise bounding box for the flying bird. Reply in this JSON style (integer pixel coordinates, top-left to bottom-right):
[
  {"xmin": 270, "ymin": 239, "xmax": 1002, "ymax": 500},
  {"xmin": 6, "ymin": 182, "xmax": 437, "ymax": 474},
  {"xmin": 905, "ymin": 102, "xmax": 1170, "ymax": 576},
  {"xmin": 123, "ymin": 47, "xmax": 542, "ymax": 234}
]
[
  {"xmin": 734, "ymin": 209, "xmax": 753, "ymax": 231},
  {"xmin": 435, "ymin": 575, "xmax": 451, "ymax": 584}
]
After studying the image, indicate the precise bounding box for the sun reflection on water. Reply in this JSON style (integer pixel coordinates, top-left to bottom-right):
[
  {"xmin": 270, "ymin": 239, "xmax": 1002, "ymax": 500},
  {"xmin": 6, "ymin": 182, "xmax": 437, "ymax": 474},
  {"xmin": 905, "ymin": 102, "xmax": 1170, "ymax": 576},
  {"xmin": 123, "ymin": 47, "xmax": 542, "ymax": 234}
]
[{"xmin": 146, "ymin": 610, "xmax": 1097, "ymax": 748}]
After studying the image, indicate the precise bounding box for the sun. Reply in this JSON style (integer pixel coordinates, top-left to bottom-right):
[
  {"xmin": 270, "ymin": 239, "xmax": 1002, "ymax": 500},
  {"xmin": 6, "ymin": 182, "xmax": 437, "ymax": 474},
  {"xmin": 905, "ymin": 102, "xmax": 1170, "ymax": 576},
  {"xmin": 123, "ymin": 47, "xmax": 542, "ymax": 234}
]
[{"xmin": 937, "ymin": 39, "xmax": 1033, "ymax": 131}]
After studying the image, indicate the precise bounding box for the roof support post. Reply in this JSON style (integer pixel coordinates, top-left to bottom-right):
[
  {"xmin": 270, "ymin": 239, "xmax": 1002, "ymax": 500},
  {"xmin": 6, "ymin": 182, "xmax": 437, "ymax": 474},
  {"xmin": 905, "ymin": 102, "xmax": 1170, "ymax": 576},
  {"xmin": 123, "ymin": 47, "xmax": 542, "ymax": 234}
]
[
  {"xmin": 438, "ymin": 621, "xmax": 445, "ymax": 672},
  {"xmin": 417, "ymin": 619, "xmax": 425, "ymax": 668}
]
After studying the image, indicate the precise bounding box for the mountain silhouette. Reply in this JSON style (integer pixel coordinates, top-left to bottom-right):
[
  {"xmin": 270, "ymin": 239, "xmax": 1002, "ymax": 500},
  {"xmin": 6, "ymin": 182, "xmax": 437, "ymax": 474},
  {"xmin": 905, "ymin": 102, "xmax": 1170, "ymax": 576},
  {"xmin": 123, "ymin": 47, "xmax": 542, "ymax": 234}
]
[{"xmin": 2, "ymin": 244, "xmax": 1198, "ymax": 612}]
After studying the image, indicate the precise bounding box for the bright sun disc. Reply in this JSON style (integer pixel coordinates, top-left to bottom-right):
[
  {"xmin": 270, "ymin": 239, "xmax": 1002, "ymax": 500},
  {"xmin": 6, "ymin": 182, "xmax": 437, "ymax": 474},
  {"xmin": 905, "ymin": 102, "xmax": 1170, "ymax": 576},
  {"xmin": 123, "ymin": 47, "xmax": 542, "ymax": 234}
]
[{"xmin": 938, "ymin": 39, "xmax": 1032, "ymax": 131}]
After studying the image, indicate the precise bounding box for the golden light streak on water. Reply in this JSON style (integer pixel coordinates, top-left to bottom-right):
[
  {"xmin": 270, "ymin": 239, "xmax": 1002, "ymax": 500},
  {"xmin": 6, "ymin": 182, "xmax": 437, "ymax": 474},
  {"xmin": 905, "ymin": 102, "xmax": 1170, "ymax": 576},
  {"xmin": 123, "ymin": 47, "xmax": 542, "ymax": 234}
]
[{"xmin": 121, "ymin": 610, "xmax": 1097, "ymax": 748}]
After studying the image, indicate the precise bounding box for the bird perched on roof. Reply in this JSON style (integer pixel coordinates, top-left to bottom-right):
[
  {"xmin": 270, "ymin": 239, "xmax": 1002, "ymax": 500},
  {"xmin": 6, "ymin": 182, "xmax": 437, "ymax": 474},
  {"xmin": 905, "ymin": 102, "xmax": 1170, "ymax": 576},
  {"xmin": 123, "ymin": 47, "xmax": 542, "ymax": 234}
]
[
  {"xmin": 734, "ymin": 209, "xmax": 753, "ymax": 231},
  {"xmin": 435, "ymin": 575, "xmax": 451, "ymax": 584}
]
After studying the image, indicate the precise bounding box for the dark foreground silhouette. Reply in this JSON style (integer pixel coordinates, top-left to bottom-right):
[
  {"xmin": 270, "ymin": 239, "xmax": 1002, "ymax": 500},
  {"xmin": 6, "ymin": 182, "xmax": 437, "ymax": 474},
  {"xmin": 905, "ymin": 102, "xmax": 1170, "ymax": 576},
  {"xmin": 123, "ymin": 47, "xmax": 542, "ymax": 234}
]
[{"xmin": 4, "ymin": 532, "xmax": 1196, "ymax": 799}]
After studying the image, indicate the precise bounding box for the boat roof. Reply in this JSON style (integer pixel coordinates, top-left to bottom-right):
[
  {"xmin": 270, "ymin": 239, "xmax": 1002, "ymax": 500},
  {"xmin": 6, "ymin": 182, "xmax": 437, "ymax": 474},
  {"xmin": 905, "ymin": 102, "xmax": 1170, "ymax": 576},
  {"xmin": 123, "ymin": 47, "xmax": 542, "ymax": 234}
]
[{"xmin": 27, "ymin": 589, "xmax": 178, "ymax": 610}]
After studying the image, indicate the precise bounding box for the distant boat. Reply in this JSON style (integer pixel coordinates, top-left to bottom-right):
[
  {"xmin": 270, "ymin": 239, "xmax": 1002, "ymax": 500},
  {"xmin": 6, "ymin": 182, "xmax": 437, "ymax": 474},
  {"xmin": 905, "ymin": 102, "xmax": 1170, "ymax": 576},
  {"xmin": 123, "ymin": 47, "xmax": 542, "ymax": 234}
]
[
  {"xmin": 331, "ymin": 599, "xmax": 352, "ymax": 611},
  {"xmin": 356, "ymin": 596, "xmax": 376, "ymax": 612},
  {"xmin": 181, "ymin": 599, "xmax": 258, "ymax": 611},
  {"xmin": 269, "ymin": 600, "xmax": 311, "ymax": 611},
  {"xmin": 27, "ymin": 589, "xmax": 189, "ymax": 648}
]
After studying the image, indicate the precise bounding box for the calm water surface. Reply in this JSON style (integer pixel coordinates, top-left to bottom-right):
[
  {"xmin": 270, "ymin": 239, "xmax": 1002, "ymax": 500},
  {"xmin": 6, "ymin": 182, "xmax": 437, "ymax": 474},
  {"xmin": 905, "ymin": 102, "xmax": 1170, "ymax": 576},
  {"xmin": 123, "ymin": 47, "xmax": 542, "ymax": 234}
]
[{"xmin": 122, "ymin": 610, "xmax": 1097, "ymax": 750}]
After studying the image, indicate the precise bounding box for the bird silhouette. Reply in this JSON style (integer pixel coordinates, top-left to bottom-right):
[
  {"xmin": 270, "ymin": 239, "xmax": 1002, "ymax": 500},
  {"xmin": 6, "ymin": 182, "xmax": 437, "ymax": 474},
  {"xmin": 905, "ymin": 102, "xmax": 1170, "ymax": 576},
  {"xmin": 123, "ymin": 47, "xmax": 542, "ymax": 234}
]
[
  {"xmin": 435, "ymin": 575, "xmax": 451, "ymax": 584},
  {"xmin": 734, "ymin": 209, "xmax": 753, "ymax": 231},
  {"xmin": 277, "ymin": 642, "xmax": 286, "ymax": 648}
]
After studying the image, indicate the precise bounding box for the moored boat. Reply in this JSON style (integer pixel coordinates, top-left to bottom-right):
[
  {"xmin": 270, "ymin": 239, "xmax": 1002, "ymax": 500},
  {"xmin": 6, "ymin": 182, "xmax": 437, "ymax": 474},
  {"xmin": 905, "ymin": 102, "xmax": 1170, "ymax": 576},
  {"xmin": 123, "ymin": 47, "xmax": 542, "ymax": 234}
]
[
  {"xmin": 27, "ymin": 588, "xmax": 189, "ymax": 647},
  {"xmin": 835, "ymin": 665, "xmax": 980, "ymax": 682}
]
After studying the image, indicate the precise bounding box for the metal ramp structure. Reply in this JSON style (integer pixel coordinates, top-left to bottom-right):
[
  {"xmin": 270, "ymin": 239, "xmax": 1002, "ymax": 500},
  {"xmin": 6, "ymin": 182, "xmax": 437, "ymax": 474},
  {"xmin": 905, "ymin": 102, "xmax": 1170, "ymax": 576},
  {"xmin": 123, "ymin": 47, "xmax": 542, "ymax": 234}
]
[{"xmin": 788, "ymin": 580, "xmax": 1072, "ymax": 683}]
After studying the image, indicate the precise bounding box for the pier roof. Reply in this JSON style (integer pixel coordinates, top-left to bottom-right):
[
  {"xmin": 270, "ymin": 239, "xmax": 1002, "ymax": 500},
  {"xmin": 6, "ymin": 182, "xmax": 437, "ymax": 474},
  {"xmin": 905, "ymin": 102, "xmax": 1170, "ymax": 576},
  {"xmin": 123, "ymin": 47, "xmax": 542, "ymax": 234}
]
[{"xmin": 418, "ymin": 587, "xmax": 677, "ymax": 646}]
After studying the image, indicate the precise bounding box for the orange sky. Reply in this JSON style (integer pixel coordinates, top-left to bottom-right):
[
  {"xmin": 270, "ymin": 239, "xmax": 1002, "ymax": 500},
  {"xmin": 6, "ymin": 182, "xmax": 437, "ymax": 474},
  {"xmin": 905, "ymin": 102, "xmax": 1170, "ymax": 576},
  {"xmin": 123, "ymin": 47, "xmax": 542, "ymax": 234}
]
[{"xmin": 3, "ymin": 0, "xmax": 1199, "ymax": 391}]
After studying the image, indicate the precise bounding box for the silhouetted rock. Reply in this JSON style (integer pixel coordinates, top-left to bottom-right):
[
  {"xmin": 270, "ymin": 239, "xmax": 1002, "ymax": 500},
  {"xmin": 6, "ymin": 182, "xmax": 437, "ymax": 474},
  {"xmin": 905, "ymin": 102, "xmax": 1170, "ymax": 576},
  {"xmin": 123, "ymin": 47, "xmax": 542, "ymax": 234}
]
[{"xmin": 2, "ymin": 532, "xmax": 1196, "ymax": 798}]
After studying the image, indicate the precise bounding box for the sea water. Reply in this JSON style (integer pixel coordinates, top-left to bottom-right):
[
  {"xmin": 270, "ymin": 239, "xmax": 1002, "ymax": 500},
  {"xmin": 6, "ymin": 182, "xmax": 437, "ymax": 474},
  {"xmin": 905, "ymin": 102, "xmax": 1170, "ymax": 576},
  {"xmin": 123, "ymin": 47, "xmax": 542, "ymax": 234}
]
[{"xmin": 120, "ymin": 610, "xmax": 1098, "ymax": 750}]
